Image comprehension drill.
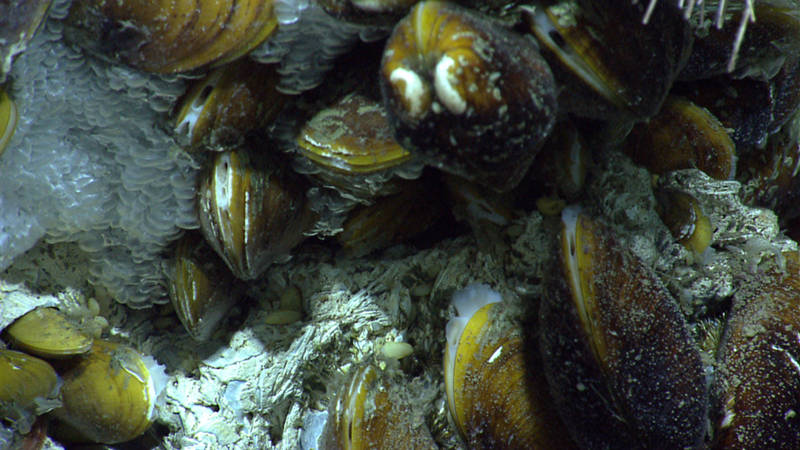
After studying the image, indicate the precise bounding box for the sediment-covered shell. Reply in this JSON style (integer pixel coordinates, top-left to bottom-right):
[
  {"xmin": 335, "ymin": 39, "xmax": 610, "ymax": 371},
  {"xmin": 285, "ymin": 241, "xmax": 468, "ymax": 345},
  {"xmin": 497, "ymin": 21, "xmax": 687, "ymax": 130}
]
[
  {"xmin": 444, "ymin": 284, "xmax": 575, "ymax": 449},
  {"xmin": 0, "ymin": 87, "xmax": 18, "ymax": 157},
  {"xmin": 655, "ymin": 187, "xmax": 713, "ymax": 256},
  {"xmin": 380, "ymin": 0, "xmax": 557, "ymax": 192},
  {"xmin": 294, "ymin": 92, "xmax": 423, "ymax": 200},
  {"xmin": 0, "ymin": 349, "xmax": 61, "ymax": 434},
  {"xmin": 523, "ymin": 0, "xmax": 691, "ymax": 121},
  {"xmin": 540, "ymin": 207, "xmax": 708, "ymax": 449},
  {"xmin": 52, "ymin": 339, "xmax": 163, "ymax": 444},
  {"xmin": 197, "ymin": 147, "xmax": 315, "ymax": 280},
  {"xmin": 64, "ymin": 0, "xmax": 278, "ymax": 73},
  {"xmin": 321, "ymin": 362, "xmax": 437, "ymax": 450},
  {"xmin": 3, "ymin": 307, "xmax": 93, "ymax": 359},
  {"xmin": 674, "ymin": 59, "xmax": 800, "ymax": 150},
  {"xmin": 173, "ymin": 59, "xmax": 288, "ymax": 151},
  {"xmin": 335, "ymin": 175, "xmax": 446, "ymax": 257},
  {"xmin": 713, "ymin": 251, "xmax": 800, "ymax": 449},
  {"xmin": 624, "ymin": 96, "xmax": 736, "ymax": 180},
  {"xmin": 166, "ymin": 233, "xmax": 241, "ymax": 341},
  {"xmin": 0, "ymin": 0, "xmax": 52, "ymax": 82}
]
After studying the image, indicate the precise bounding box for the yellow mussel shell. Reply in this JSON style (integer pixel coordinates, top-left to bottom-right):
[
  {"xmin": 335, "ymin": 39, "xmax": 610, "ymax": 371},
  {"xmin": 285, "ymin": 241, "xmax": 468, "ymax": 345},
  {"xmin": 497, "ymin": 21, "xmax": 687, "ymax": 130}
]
[
  {"xmin": 4, "ymin": 307, "xmax": 93, "ymax": 359},
  {"xmin": 0, "ymin": 87, "xmax": 18, "ymax": 156},
  {"xmin": 53, "ymin": 339, "xmax": 159, "ymax": 444},
  {"xmin": 0, "ymin": 349, "xmax": 61, "ymax": 434},
  {"xmin": 66, "ymin": 0, "xmax": 277, "ymax": 73},
  {"xmin": 298, "ymin": 93, "xmax": 412, "ymax": 175}
]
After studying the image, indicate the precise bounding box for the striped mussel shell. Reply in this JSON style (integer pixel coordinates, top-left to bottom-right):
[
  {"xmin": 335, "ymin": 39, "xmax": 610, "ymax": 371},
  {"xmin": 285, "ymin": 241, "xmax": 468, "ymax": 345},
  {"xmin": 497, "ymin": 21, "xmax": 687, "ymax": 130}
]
[
  {"xmin": 197, "ymin": 147, "xmax": 316, "ymax": 280},
  {"xmin": 64, "ymin": 0, "xmax": 278, "ymax": 73},
  {"xmin": 173, "ymin": 59, "xmax": 288, "ymax": 151},
  {"xmin": 294, "ymin": 91, "xmax": 423, "ymax": 201}
]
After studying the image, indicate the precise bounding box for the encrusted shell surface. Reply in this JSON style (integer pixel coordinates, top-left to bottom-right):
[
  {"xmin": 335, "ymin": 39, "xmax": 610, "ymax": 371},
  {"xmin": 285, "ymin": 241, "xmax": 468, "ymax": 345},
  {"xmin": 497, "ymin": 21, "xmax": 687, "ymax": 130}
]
[
  {"xmin": 52, "ymin": 339, "xmax": 159, "ymax": 444},
  {"xmin": 540, "ymin": 207, "xmax": 708, "ymax": 449},
  {"xmin": 380, "ymin": 0, "xmax": 557, "ymax": 192},
  {"xmin": 294, "ymin": 92, "xmax": 421, "ymax": 200},
  {"xmin": 3, "ymin": 307, "xmax": 92, "ymax": 359},
  {"xmin": 64, "ymin": 0, "xmax": 278, "ymax": 73},
  {"xmin": 197, "ymin": 147, "xmax": 315, "ymax": 280},
  {"xmin": 321, "ymin": 362, "xmax": 437, "ymax": 450},
  {"xmin": 444, "ymin": 284, "xmax": 575, "ymax": 449},
  {"xmin": 0, "ymin": 349, "xmax": 61, "ymax": 434},
  {"xmin": 713, "ymin": 251, "xmax": 800, "ymax": 449}
]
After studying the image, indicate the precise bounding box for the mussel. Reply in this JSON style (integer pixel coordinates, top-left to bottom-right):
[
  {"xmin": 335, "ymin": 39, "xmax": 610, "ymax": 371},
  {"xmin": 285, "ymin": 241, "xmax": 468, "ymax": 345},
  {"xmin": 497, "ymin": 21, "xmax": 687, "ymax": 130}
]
[{"xmin": 380, "ymin": 0, "xmax": 557, "ymax": 192}]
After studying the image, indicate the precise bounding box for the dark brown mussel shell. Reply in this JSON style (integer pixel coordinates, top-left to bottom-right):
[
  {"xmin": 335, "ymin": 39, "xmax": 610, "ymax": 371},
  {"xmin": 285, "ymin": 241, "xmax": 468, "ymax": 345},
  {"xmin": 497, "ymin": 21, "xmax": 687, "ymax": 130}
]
[
  {"xmin": 674, "ymin": 57, "xmax": 800, "ymax": 149},
  {"xmin": 680, "ymin": 0, "xmax": 800, "ymax": 81},
  {"xmin": 738, "ymin": 109, "xmax": 800, "ymax": 221},
  {"xmin": 380, "ymin": 0, "xmax": 557, "ymax": 192},
  {"xmin": 540, "ymin": 207, "xmax": 708, "ymax": 449},
  {"xmin": 523, "ymin": 0, "xmax": 692, "ymax": 121},
  {"xmin": 624, "ymin": 96, "xmax": 736, "ymax": 180},
  {"xmin": 712, "ymin": 251, "xmax": 800, "ymax": 449},
  {"xmin": 336, "ymin": 174, "xmax": 447, "ymax": 257},
  {"xmin": 173, "ymin": 60, "xmax": 288, "ymax": 151},
  {"xmin": 294, "ymin": 91, "xmax": 422, "ymax": 201},
  {"xmin": 321, "ymin": 362, "xmax": 437, "ymax": 450},
  {"xmin": 64, "ymin": 0, "xmax": 277, "ymax": 73},
  {"xmin": 166, "ymin": 232, "xmax": 241, "ymax": 341},
  {"xmin": 197, "ymin": 147, "xmax": 316, "ymax": 280}
]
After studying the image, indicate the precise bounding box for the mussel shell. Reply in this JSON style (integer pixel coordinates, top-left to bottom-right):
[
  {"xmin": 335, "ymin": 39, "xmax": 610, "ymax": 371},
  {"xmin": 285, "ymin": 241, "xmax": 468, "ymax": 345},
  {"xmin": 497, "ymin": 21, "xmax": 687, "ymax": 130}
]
[
  {"xmin": 52, "ymin": 339, "xmax": 157, "ymax": 444},
  {"xmin": 624, "ymin": 96, "xmax": 736, "ymax": 180},
  {"xmin": 0, "ymin": 0, "xmax": 52, "ymax": 83},
  {"xmin": 0, "ymin": 349, "xmax": 61, "ymax": 434},
  {"xmin": 713, "ymin": 251, "xmax": 800, "ymax": 449},
  {"xmin": 322, "ymin": 363, "xmax": 437, "ymax": 450},
  {"xmin": 654, "ymin": 187, "xmax": 713, "ymax": 255},
  {"xmin": 380, "ymin": 0, "xmax": 557, "ymax": 192},
  {"xmin": 4, "ymin": 307, "xmax": 93, "ymax": 359},
  {"xmin": 540, "ymin": 208, "xmax": 708, "ymax": 449},
  {"xmin": 295, "ymin": 92, "xmax": 421, "ymax": 200},
  {"xmin": 197, "ymin": 147, "xmax": 314, "ymax": 280},
  {"xmin": 335, "ymin": 175, "xmax": 446, "ymax": 257},
  {"xmin": 523, "ymin": 0, "xmax": 692, "ymax": 120},
  {"xmin": 0, "ymin": 87, "xmax": 18, "ymax": 157},
  {"xmin": 64, "ymin": 0, "xmax": 277, "ymax": 73},
  {"xmin": 173, "ymin": 60, "xmax": 287, "ymax": 151},
  {"xmin": 680, "ymin": 0, "xmax": 800, "ymax": 81},
  {"xmin": 444, "ymin": 284, "xmax": 575, "ymax": 449},
  {"xmin": 738, "ymin": 109, "xmax": 800, "ymax": 221},
  {"xmin": 167, "ymin": 233, "xmax": 240, "ymax": 341}
]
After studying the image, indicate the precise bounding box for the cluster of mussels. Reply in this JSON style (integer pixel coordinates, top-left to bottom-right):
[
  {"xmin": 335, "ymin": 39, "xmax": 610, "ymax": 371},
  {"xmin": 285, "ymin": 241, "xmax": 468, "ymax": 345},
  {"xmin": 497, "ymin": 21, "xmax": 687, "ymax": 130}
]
[{"xmin": 3, "ymin": 0, "xmax": 800, "ymax": 447}]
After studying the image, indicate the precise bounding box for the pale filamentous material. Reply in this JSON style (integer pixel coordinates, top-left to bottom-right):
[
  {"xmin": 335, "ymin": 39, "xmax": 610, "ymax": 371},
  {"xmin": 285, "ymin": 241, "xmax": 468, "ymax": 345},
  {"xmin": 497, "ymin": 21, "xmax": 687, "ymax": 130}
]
[{"xmin": 0, "ymin": 1, "xmax": 199, "ymax": 307}]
